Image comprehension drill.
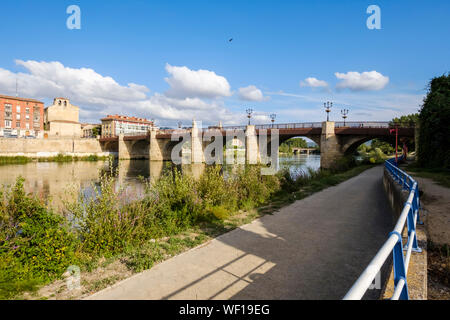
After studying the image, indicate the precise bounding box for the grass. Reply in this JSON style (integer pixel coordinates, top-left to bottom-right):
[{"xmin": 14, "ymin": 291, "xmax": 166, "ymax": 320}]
[
  {"xmin": 405, "ymin": 163, "xmax": 450, "ymax": 188},
  {"xmin": 0, "ymin": 154, "xmax": 111, "ymax": 166},
  {"xmin": 0, "ymin": 159, "xmax": 376, "ymax": 299},
  {"xmin": 0, "ymin": 156, "xmax": 33, "ymax": 165}
]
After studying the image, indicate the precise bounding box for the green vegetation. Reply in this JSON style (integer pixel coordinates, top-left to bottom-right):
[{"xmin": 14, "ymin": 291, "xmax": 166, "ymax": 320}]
[
  {"xmin": 0, "ymin": 156, "xmax": 33, "ymax": 165},
  {"xmin": 0, "ymin": 154, "xmax": 111, "ymax": 166},
  {"xmin": 38, "ymin": 154, "xmax": 110, "ymax": 163},
  {"xmin": 91, "ymin": 127, "xmax": 101, "ymax": 137},
  {"xmin": 406, "ymin": 163, "xmax": 450, "ymax": 188},
  {"xmin": 0, "ymin": 178, "xmax": 76, "ymax": 299},
  {"xmin": 0, "ymin": 159, "xmax": 375, "ymax": 299},
  {"xmin": 417, "ymin": 74, "xmax": 450, "ymax": 169},
  {"xmin": 390, "ymin": 113, "xmax": 419, "ymax": 127},
  {"xmin": 357, "ymin": 139, "xmax": 396, "ymax": 164}
]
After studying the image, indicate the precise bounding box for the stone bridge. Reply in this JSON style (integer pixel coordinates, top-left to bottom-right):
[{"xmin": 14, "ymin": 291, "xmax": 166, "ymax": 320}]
[
  {"xmin": 99, "ymin": 121, "xmax": 415, "ymax": 169},
  {"xmin": 292, "ymin": 148, "xmax": 318, "ymax": 155}
]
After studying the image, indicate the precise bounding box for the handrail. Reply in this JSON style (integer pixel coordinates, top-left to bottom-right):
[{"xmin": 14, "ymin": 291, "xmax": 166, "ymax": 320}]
[{"xmin": 343, "ymin": 157, "xmax": 422, "ymax": 300}]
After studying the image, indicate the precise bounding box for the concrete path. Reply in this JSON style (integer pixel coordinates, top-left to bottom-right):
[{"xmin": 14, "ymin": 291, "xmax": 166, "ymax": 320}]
[{"xmin": 87, "ymin": 166, "xmax": 394, "ymax": 300}]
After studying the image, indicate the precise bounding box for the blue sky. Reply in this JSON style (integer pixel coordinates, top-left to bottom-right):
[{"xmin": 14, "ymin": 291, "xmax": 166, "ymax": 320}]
[{"xmin": 0, "ymin": 0, "xmax": 449, "ymax": 126}]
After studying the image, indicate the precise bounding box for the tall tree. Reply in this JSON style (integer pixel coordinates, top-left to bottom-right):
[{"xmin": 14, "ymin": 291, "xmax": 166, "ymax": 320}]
[{"xmin": 418, "ymin": 74, "xmax": 450, "ymax": 168}]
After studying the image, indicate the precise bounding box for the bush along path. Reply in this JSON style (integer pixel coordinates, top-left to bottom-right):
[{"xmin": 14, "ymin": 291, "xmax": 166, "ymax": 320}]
[{"xmin": 0, "ymin": 158, "xmax": 375, "ymax": 299}]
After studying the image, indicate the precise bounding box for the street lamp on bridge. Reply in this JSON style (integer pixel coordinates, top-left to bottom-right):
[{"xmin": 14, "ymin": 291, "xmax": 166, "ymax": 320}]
[
  {"xmin": 341, "ymin": 109, "xmax": 349, "ymax": 126},
  {"xmin": 324, "ymin": 101, "xmax": 332, "ymax": 121},
  {"xmin": 270, "ymin": 113, "xmax": 276, "ymax": 128},
  {"xmin": 246, "ymin": 108, "xmax": 253, "ymax": 125},
  {"xmin": 150, "ymin": 119, "xmax": 155, "ymax": 133}
]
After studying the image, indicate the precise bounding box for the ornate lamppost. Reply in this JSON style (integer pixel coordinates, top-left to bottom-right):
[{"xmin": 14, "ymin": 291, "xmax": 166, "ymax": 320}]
[
  {"xmin": 246, "ymin": 108, "xmax": 253, "ymax": 125},
  {"xmin": 341, "ymin": 109, "xmax": 349, "ymax": 126},
  {"xmin": 270, "ymin": 113, "xmax": 276, "ymax": 128},
  {"xmin": 324, "ymin": 101, "xmax": 332, "ymax": 121},
  {"xmin": 148, "ymin": 118, "xmax": 155, "ymax": 134}
]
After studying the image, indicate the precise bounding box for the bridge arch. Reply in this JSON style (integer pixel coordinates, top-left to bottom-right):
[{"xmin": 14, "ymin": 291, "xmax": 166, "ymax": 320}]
[
  {"xmin": 101, "ymin": 140, "xmax": 118, "ymax": 153},
  {"xmin": 278, "ymin": 134, "xmax": 320, "ymax": 146},
  {"xmin": 340, "ymin": 136, "xmax": 411, "ymax": 156},
  {"xmin": 130, "ymin": 140, "xmax": 150, "ymax": 159}
]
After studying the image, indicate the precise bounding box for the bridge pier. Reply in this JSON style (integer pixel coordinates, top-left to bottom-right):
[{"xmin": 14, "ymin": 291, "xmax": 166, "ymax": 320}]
[
  {"xmin": 246, "ymin": 125, "xmax": 260, "ymax": 164},
  {"xmin": 320, "ymin": 121, "xmax": 344, "ymax": 169},
  {"xmin": 149, "ymin": 129, "xmax": 164, "ymax": 161},
  {"xmin": 118, "ymin": 134, "xmax": 131, "ymax": 159},
  {"xmin": 191, "ymin": 120, "xmax": 204, "ymax": 164}
]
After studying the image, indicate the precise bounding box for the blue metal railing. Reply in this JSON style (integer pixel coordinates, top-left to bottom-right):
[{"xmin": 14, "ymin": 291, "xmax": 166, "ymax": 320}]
[{"xmin": 343, "ymin": 157, "xmax": 422, "ymax": 300}]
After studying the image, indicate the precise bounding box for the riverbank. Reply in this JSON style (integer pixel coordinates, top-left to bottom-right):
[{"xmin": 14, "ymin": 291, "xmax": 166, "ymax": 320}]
[
  {"xmin": 0, "ymin": 154, "xmax": 112, "ymax": 165},
  {"xmin": 1, "ymin": 161, "xmax": 375, "ymax": 300}
]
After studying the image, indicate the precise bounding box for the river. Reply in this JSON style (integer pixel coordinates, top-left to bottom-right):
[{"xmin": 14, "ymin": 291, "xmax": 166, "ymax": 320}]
[{"xmin": 0, "ymin": 154, "xmax": 320, "ymax": 210}]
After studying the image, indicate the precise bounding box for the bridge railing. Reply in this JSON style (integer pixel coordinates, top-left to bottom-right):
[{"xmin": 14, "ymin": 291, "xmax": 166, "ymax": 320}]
[
  {"xmin": 335, "ymin": 121, "xmax": 390, "ymax": 128},
  {"xmin": 343, "ymin": 157, "xmax": 422, "ymax": 300},
  {"xmin": 219, "ymin": 122, "xmax": 323, "ymax": 130},
  {"xmin": 221, "ymin": 121, "xmax": 395, "ymax": 130},
  {"xmin": 112, "ymin": 121, "xmax": 409, "ymax": 137}
]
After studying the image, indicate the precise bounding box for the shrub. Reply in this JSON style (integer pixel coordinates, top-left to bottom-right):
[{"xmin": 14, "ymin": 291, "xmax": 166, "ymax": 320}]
[
  {"xmin": 234, "ymin": 165, "xmax": 280, "ymax": 209},
  {"xmin": 197, "ymin": 165, "xmax": 237, "ymax": 211},
  {"xmin": 65, "ymin": 173, "xmax": 149, "ymax": 255},
  {"xmin": 0, "ymin": 177, "xmax": 76, "ymax": 299},
  {"xmin": 143, "ymin": 168, "xmax": 201, "ymax": 235},
  {"xmin": 329, "ymin": 156, "xmax": 357, "ymax": 172},
  {"xmin": 209, "ymin": 205, "xmax": 230, "ymax": 220}
]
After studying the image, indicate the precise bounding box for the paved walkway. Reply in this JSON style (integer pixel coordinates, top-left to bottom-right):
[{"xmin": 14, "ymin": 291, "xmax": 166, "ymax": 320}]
[{"xmin": 87, "ymin": 166, "xmax": 393, "ymax": 300}]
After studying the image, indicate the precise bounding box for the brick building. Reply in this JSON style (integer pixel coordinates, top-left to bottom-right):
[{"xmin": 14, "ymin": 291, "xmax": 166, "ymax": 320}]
[
  {"xmin": 0, "ymin": 94, "xmax": 44, "ymax": 138},
  {"xmin": 101, "ymin": 115, "xmax": 154, "ymax": 137}
]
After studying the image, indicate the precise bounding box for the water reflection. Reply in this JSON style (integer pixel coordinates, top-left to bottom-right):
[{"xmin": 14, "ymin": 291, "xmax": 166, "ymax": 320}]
[{"xmin": 0, "ymin": 154, "xmax": 320, "ymax": 209}]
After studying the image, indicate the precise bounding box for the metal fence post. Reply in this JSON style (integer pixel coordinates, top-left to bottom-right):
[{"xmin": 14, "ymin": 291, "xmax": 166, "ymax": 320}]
[
  {"xmin": 389, "ymin": 231, "xmax": 409, "ymax": 300},
  {"xmin": 406, "ymin": 201, "xmax": 422, "ymax": 253},
  {"xmin": 415, "ymin": 186, "xmax": 424, "ymax": 226}
]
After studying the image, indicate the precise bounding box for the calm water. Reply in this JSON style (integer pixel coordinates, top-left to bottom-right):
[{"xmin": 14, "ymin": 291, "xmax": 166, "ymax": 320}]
[{"xmin": 0, "ymin": 155, "xmax": 320, "ymax": 209}]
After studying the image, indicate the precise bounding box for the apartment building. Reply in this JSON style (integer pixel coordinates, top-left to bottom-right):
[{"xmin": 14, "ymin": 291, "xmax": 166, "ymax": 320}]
[
  {"xmin": 101, "ymin": 115, "xmax": 154, "ymax": 137},
  {"xmin": 81, "ymin": 123, "xmax": 101, "ymax": 138},
  {"xmin": 0, "ymin": 94, "xmax": 44, "ymax": 138}
]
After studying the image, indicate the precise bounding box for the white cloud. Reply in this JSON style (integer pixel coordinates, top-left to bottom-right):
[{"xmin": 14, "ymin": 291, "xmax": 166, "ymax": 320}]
[
  {"xmin": 238, "ymin": 85, "xmax": 268, "ymax": 101},
  {"xmin": 13, "ymin": 60, "xmax": 149, "ymax": 103},
  {"xmin": 164, "ymin": 64, "xmax": 232, "ymax": 99},
  {"xmin": 251, "ymin": 113, "xmax": 271, "ymax": 124},
  {"xmin": 267, "ymin": 89, "xmax": 424, "ymax": 122},
  {"xmin": 300, "ymin": 77, "xmax": 328, "ymax": 88},
  {"xmin": 335, "ymin": 71, "xmax": 389, "ymax": 91},
  {"xmin": 0, "ymin": 60, "xmax": 240, "ymax": 126}
]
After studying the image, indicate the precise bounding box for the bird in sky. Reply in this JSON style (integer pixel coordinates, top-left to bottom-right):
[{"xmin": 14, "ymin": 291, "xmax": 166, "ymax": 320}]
[{"xmin": 229, "ymin": 38, "xmax": 233, "ymax": 42}]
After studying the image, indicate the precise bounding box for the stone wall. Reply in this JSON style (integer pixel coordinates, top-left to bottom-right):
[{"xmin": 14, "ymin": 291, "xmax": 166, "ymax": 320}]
[
  {"xmin": 47, "ymin": 121, "xmax": 82, "ymax": 138},
  {"xmin": 0, "ymin": 137, "xmax": 111, "ymax": 157},
  {"xmin": 382, "ymin": 167, "xmax": 427, "ymax": 300}
]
